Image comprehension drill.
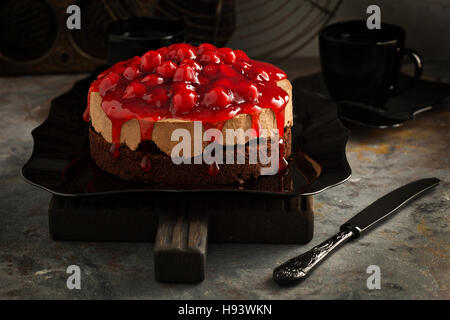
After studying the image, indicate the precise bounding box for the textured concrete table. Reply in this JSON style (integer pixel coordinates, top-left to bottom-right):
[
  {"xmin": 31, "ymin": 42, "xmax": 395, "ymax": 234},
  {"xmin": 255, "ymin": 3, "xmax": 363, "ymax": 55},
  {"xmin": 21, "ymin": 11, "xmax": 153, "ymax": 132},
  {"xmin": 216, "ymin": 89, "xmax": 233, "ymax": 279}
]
[{"xmin": 0, "ymin": 60, "xmax": 448, "ymax": 299}]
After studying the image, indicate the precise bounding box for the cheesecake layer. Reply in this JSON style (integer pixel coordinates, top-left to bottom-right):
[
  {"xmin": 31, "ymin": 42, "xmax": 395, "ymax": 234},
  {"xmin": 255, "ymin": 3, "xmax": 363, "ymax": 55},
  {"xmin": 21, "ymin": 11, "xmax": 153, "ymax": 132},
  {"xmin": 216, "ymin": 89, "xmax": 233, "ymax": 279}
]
[{"xmin": 90, "ymin": 79, "xmax": 293, "ymax": 157}]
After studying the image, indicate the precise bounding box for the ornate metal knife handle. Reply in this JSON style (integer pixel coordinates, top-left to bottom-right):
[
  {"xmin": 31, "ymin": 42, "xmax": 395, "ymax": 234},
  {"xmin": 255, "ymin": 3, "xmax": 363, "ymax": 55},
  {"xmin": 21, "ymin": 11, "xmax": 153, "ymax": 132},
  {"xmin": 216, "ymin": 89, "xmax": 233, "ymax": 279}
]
[{"xmin": 273, "ymin": 228, "xmax": 355, "ymax": 286}]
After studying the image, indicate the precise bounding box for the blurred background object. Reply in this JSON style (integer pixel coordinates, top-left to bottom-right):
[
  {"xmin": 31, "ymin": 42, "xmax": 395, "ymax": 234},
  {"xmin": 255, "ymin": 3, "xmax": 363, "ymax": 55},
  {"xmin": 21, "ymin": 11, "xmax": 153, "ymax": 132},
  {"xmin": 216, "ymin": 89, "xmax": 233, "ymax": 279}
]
[
  {"xmin": 226, "ymin": 0, "xmax": 341, "ymax": 62},
  {"xmin": 0, "ymin": 0, "xmax": 341, "ymax": 74},
  {"xmin": 1, "ymin": 0, "xmax": 450, "ymax": 75},
  {"xmin": 0, "ymin": 0, "xmax": 158, "ymax": 75}
]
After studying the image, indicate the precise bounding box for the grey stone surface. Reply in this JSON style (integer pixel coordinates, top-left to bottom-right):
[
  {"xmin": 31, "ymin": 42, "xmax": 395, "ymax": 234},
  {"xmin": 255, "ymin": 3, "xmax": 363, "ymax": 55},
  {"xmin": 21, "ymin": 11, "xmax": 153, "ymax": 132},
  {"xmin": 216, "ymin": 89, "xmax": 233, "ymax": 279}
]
[{"xmin": 0, "ymin": 63, "xmax": 448, "ymax": 299}]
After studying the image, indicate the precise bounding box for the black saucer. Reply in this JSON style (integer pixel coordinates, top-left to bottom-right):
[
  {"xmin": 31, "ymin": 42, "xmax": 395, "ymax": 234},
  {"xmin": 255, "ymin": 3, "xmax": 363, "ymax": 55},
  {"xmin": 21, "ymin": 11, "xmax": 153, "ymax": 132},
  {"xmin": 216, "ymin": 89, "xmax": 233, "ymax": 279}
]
[{"xmin": 294, "ymin": 73, "xmax": 450, "ymax": 128}]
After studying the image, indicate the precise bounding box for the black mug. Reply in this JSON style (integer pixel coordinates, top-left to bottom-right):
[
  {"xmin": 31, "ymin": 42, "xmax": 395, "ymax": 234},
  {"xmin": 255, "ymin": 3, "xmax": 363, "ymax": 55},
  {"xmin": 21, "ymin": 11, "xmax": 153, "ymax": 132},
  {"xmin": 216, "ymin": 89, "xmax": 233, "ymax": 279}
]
[
  {"xmin": 107, "ymin": 17, "xmax": 185, "ymax": 66},
  {"xmin": 319, "ymin": 20, "xmax": 423, "ymax": 110}
]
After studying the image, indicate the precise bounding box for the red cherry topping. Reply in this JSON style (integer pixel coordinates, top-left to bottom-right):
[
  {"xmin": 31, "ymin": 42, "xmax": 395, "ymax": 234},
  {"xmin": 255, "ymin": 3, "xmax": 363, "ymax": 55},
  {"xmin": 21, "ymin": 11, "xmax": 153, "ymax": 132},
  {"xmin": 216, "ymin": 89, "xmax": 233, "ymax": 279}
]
[
  {"xmin": 123, "ymin": 65, "xmax": 140, "ymax": 80},
  {"xmin": 140, "ymin": 74, "xmax": 164, "ymax": 86},
  {"xmin": 171, "ymin": 89, "xmax": 198, "ymax": 115},
  {"xmin": 254, "ymin": 69, "xmax": 270, "ymax": 81},
  {"xmin": 180, "ymin": 59, "xmax": 202, "ymax": 71},
  {"xmin": 233, "ymin": 60, "xmax": 251, "ymax": 75},
  {"xmin": 141, "ymin": 50, "xmax": 163, "ymax": 72},
  {"xmin": 166, "ymin": 49, "xmax": 177, "ymax": 60},
  {"xmin": 218, "ymin": 64, "xmax": 240, "ymax": 78},
  {"xmin": 198, "ymin": 76, "xmax": 209, "ymax": 86},
  {"xmin": 203, "ymin": 87, "xmax": 231, "ymax": 109},
  {"xmin": 157, "ymin": 47, "xmax": 169, "ymax": 56},
  {"xmin": 129, "ymin": 56, "xmax": 141, "ymax": 65},
  {"xmin": 217, "ymin": 48, "xmax": 236, "ymax": 64},
  {"xmin": 203, "ymin": 64, "xmax": 219, "ymax": 77},
  {"xmin": 98, "ymin": 72, "xmax": 120, "ymax": 96},
  {"xmin": 85, "ymin": 43, "xmax": 289, "ymax": 166},
  {"xmin": 198, "ymin": 43, "xmax": 216, "ymax": 54},
  {"xmin": 143, "ymin": 87, "xmax": 169, "ymax": 107},
  {"xmin": 173, "ymin": 66, "xmax": 199, "ymax": 83},
  {"xmin": 172, "ymin": 82, "xmax": 195, "ymax": 92},
  {"xmin": 176, "ymin": 46, "xmax": 196, "ymax": 61},
  {"xmin": 234, "ymin": 49, "xmax": 248, "ymax": 59},
  {"xmin": 156, "ymin": 61, "xmax": 177, "ymax": 79},
  {"xmin": 123, "ymin": 82, "xmax": 146, "ymax": 99},
  {"xmin": 199, "ymin": 51, "xmax": 221, "ymax": 64},
  {"xmin": 269, "ymin": 93, "xmax": 288, "ymax": 110},
  {"xmin": 107, "ymin": 61, "xmax": 127, "ymax": 76},
  {"xmin": 236, "ymin": 82, "xmax": 259, "ymax": 101},
  {"xmin": 246, "ymin": 84, "xmax": 259, "ymax": 101}
]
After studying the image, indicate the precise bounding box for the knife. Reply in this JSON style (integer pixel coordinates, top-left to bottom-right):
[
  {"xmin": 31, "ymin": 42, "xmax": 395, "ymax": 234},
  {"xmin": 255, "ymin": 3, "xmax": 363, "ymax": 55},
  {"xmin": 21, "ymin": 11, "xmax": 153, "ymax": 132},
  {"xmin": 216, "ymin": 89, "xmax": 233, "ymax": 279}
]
[{"xmin": 273, "ymin": 177, "xmax": 440, "ymax": 286}]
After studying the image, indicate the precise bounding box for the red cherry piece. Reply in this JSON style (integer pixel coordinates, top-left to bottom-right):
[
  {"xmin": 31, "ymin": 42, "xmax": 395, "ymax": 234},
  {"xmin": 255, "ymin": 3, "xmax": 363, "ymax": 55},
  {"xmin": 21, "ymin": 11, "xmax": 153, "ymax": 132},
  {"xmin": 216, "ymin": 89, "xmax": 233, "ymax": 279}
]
[
  {"xmin": 123, "ymin": 65, "xmax": 140, "ymax": 80},
  {"xmin": 158, "ymin": 47, "xmax": 169, "ymax": 56},
  {"xmin": 198, "ymin": 43, "xmax": 216, "ymax": 54},
  {"xmin": 140, "ymin": 74, "xmax": 164, "ymax": 86},
  {"xmin": 176, "ymin": 47, "xmax": 196, "ymax": 61},
  {"xmin": 123, "ymin": 82, "xmax": 146, "ymax": 99},
  {"xmin": 168, "ymin": 43, "xmax": 182, "ymax": 51},
  {"xmin": 198, "ymin": 76, "xmax": 209, "ymax": 86},
  {"xmin": 109, "ymin": 61, "xmax": 127, "ymax": 75},
  {"xmin": 141, "ymin": 50, "xmax": 163, "ymax": 72},
  {"xmin": 129, "ymin": 56, "xmax": 141, "ymax": 65},
  {"xmin": 237, "ymin": 82, "xmax": 259, "ymax": 101},
  {"xmin": 218, "ymin": 64, "xmax": 240, "ymax": 78},
  {"xmin": 180, "ymin": 59, "xmax": 202, "ymax": 71},
  {"xmin": 96, "ymin": 69, "xmax": 109, "ymax": 80},
  {"xmin": 156, "ymin": 61, "xmax": 177, "ymax": 79},
  {"xmin": 203, "ymin": 64, "xmax": 219, "ymax": 77},
  {"xmin": 166, "ymin": 49, "xmax": 177, "ymax": 60},
  {"xmin": 234, "ymin": 49, "xmax": 248, "ymax": 59},
  {"xmin": 170, "ymin": 89, "xmax": 198, "ymax": 115},
  {"xmin": 173, "ymin": 66, "xmax": 198, "ymax": 83},
  {"xmin": 246, "ymin": 84, "xmax": 259, "ymax": 101},
  {"xmin": 99, "ymin": 72, "xmax": 120, "ymax": 96},
  {"xmin": 142, "ymin": 88, "xmax": 169, "ymax": 107},
  {"xmin": 199, "ymin": 51, "xmax": 221, "ymax": 64},
  {"xmin": 217, "ymin": 48, "xmax": 236, "ymax": 64},
  {"xmin": 172, "ymin": 82, "xmax": 195, "ymax": 92},
  {"xmin": 203, "ymin": 87, "xmax": 231, "ymax": 108},
  {"xmin": 212, "ymin": 78, "xmax": 234, "ymax": 89},
  {"xmin": 233, "ymin": 61, "xmax": 251, "ymax": 75}
]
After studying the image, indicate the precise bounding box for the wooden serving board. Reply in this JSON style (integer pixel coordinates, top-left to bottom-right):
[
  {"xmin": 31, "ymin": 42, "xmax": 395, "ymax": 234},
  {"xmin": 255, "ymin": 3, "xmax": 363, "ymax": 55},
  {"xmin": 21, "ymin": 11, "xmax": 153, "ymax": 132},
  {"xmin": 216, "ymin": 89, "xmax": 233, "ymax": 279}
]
[{"xmin": 49, "ymin": 193, "xmax": 313, "ymax": 283}]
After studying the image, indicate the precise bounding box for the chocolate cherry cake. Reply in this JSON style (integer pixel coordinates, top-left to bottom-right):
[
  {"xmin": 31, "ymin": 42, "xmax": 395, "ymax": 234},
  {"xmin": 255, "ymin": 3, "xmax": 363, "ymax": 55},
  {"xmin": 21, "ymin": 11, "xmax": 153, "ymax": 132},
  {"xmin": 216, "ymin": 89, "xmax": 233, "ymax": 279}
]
[{"xmin": 84, "ymin": 43, "xmax": 293, "ymax": 185}]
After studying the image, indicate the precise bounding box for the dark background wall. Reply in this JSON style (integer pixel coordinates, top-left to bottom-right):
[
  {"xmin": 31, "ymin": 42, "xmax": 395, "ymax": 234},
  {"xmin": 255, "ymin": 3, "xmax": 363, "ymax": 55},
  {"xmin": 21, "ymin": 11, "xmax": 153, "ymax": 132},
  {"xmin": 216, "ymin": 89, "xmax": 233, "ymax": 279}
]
[
  {"xmin": 304, "ymin": 0, "xmax": 450, "ymax": 60},
  {"xmin": 230, "ymin": 0, "xmax": 450, "ymax": 61}
]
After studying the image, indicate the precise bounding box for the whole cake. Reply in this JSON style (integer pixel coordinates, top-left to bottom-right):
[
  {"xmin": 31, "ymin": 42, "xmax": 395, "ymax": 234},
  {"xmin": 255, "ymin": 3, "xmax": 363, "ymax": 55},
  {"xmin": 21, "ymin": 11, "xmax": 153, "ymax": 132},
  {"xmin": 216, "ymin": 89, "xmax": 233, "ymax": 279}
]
[{"xmin": 84, "ymin": 43, "xmax": 293, "ymax": 185}]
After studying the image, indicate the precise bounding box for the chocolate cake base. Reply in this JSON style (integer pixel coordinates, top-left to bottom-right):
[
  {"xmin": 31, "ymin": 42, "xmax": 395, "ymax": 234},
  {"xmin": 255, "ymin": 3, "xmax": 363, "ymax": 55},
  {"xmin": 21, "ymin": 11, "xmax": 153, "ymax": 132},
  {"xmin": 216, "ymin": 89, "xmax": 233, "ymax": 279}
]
[{"xmin": 89, "ymin": 127, "xmax": 292, "ymax": 185}]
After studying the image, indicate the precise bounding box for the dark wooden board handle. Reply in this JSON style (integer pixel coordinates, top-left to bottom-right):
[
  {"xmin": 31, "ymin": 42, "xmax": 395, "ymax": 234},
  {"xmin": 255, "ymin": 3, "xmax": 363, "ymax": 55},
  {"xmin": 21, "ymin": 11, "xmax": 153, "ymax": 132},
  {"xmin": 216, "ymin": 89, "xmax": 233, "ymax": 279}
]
[{"xmin": 154, "ymin": 208, "xmax": 209, "ymax": 283}]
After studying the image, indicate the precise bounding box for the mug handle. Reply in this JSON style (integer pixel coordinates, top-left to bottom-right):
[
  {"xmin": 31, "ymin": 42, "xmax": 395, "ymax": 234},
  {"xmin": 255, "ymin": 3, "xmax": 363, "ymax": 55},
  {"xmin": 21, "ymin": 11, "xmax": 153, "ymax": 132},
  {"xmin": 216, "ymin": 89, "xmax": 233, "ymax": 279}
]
[{"xmin": 392, "ymin": 48, "xmax": 423, "ymax": 95}]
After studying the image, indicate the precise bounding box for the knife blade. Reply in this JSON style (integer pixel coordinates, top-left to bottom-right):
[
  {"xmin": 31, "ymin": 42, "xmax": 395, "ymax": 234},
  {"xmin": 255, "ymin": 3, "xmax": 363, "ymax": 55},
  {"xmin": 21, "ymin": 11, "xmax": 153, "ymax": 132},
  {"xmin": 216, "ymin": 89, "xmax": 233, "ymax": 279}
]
[{"xmin": 273, "ymin": 177, "xmax": 440, "ymax": 286}]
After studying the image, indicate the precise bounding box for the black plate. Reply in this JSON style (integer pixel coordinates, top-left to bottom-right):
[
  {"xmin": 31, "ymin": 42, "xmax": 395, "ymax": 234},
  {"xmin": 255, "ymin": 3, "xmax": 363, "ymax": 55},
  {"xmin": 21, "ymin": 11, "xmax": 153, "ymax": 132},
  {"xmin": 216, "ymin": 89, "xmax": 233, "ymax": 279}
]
[
  {"xmin": 295, "ymin": 73, "xmax": 450, "ymax": 128},
  {"xmin": 21, "ymin": 75, "xmax": 351, "ymax": 196}
]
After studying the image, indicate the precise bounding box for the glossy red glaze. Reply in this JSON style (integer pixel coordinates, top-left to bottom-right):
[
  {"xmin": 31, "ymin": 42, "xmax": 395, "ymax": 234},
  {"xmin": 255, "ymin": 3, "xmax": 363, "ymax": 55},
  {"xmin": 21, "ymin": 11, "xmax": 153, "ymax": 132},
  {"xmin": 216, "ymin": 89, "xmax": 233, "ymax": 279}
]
[{"xmin": 85, "ymin": 43, "xmax": 289, "ymax": 174}]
